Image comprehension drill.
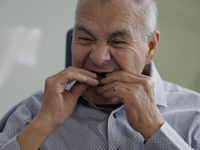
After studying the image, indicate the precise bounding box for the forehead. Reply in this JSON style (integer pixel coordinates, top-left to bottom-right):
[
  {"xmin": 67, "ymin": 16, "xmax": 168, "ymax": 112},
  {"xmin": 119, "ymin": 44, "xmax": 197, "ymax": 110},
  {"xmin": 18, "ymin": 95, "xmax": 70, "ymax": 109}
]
[{"xmin": 75, "ymin": 0, "xmax": 141, "ymax": 36}]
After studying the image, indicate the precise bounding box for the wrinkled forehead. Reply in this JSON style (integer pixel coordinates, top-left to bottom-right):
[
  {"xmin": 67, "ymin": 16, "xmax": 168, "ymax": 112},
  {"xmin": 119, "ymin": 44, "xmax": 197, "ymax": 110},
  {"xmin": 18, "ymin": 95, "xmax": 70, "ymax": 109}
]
[
  {"xmin": 76, "ymin": 0, "xmax": 139, "ymax": 18},
  {"xmin": 75, "ymin": 0, "xmax": 142, "ymax": 34}
]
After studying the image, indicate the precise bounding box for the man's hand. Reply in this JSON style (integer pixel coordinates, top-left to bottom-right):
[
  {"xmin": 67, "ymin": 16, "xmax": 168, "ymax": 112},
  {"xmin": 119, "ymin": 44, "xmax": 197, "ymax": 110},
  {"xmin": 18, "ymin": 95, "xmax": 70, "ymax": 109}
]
[
  {"xmin": 39, "ymin": 66, "xmax": 98, "ymax": 128},
  {"xmin": 97, "ymin": 71, "xmax": 164, "ymax": 141},
  {"xmin": 17, "ymin": 66, "xmax": 98, "ymax": 150}
]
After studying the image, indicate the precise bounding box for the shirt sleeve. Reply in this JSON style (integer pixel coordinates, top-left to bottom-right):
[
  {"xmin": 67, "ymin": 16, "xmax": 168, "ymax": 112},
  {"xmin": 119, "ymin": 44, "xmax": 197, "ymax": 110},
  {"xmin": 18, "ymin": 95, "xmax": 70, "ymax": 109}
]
[
  {"xmin": 143, "ymin": 121, "xmax": 194, "ymax": 150},
  {"xmin": 0, "ymin": 134, "xmax": 20, "ymax": 150},
  {"xmin": 0, "ymin": 91, "xmax": 43, "ymax": 150}
]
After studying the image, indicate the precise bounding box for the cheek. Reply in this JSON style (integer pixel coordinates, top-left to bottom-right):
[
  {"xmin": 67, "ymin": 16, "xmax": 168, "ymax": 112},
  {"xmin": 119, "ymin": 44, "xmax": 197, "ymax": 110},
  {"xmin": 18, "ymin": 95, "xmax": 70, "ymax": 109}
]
[
  {"xmin": 113, "ymin": 48, "xmax": 146, "ymax": 73},
  {"xmin": 71, "ymin": 43, "xmax": 90, "ymax": 68},
  {"xmin": 112, "ymin": 50, "xmax": 132, "ymax": 70}
]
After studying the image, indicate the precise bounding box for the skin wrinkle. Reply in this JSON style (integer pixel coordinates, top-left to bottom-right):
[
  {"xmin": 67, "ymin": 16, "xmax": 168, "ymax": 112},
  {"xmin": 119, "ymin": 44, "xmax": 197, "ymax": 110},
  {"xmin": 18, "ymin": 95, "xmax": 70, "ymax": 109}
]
[
  {"xmin": 75, "ymin": 24, "xmax": 138, "ymax": 49},
  {"xmin": 75, "ymin": 25, "xmax": 97, "ymax": 41},
  {"xmin": 72, "ymin": 0, "xmax": 154, "ymax": 105},
  {"xmin": 73, "ymin": 26, "xmax": 144, "ymax": 74},
  {"xmin": 75, "ymin": 0, "xmax": 156, "ymax": 40},
  {"xmin": 76, "ymin": 0, "xmax": 141, "ymax": 38}
]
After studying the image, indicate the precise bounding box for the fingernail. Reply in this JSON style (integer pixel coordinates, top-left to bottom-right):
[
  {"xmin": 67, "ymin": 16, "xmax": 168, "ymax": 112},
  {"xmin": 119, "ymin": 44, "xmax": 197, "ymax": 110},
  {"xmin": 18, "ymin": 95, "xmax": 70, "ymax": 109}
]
[
  {"xmin": 82, "ymin": 76, "xmax": 87, "ymax": 81},
  {"xmin": 98, "ymin": 81, "xmax": 103, "ymax": 86},
  {"xmin": 94, "ymin": 79, "xmax": 99, "ymax": 84},
  {"xmin": 106, "ymin": 73, "xmax": 110, "ymax": 76}
]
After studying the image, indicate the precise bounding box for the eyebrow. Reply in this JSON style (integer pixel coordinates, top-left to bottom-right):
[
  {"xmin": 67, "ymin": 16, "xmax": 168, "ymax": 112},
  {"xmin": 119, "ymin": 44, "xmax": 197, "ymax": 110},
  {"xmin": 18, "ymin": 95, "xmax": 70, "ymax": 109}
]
[
  {"xmin": 75, "ymin": 25, "xmax": 132, "ymax": 40},
  {"xmin": 108, "ymin": 29, "xmax": 132, "ymax": 39},
  {"xmin": 74, "ymin": 25, "xmax": 96, "ymax": 39}
]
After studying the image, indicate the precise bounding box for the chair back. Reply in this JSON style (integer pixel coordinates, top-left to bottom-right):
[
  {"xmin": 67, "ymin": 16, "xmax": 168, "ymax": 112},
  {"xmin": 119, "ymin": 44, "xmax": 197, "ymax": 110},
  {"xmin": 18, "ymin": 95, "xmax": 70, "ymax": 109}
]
[
  {"xmin": 0, "ymin": 102, "xmax": 22, "ymax": 132},
  {"xmin": 66, "ymin": 28, "xmax": 73, "ymax": 68}
]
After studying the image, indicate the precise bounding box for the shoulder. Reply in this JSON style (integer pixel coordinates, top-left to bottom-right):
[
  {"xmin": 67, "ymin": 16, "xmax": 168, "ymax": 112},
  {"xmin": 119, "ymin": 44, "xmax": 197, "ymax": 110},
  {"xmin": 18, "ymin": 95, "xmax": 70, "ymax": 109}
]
[
  {"xmin": 28, "ymin": 90, "xmax": 44, "ymax": 102},
  {"xmin": 163, "ymin": 80, "xmax": 200, "ymax": 107},
  {"xmin": 19, "ymin": 90, "xmax": 44, "ymax": 116},
  {"xmin": 163, "ymin": 80, "xmax": 200, "ymax": 96},
  {"xmin": 25, "ymin": 90, "xmax": 44, "ymax": 104}
]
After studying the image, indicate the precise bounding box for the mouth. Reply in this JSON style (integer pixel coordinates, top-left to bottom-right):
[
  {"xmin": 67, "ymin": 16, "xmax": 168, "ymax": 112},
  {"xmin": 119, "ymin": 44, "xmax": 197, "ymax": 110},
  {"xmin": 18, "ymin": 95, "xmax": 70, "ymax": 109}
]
[
  {"xmin": 91, "ymin": 71, "xmax": 108, "ymax": 85},
  {"xmin": 96, "ymin": 72, "xmax": 107, "ymax": 81}
]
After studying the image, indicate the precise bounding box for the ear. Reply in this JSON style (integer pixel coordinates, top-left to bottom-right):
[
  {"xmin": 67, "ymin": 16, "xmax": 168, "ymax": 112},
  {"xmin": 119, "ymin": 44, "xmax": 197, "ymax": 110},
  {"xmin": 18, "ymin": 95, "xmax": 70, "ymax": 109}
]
[{"xmin": 145, "ymin": 30, "xmax": 160, "ymax": 65}]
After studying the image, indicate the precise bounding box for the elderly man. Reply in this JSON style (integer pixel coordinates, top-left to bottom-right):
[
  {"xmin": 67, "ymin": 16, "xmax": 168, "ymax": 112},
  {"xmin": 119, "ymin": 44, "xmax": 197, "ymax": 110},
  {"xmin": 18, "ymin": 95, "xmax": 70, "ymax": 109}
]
[{"xmin": 0, "ymin": 0, "xmax": 200, "ymax": 149}]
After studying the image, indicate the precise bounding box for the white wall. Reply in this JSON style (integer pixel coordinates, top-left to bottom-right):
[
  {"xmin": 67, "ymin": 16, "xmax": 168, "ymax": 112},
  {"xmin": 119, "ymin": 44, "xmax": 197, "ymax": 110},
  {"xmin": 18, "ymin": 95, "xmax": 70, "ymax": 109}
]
[
  {"xmin": 0, "ymin": 0, "xmax": 77, "ymax": 119},
  {"xmin": 0, "ymin": 0, "xmax": 200, "ymax": 120}
]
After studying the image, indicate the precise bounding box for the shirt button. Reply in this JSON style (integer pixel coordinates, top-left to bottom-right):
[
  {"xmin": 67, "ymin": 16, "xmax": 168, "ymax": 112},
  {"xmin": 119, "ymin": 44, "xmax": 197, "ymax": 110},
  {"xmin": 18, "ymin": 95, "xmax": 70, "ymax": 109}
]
[{"xmin": 113, "ymin": 112, "xmax": 118, "ymax": 118}]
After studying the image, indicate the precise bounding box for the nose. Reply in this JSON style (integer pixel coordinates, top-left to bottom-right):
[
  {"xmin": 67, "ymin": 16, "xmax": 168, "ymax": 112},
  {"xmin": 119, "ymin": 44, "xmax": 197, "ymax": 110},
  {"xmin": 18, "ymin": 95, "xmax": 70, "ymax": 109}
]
[{"xmin": 90, "ymin": 44, "xmax": 110, "ymax": 66}]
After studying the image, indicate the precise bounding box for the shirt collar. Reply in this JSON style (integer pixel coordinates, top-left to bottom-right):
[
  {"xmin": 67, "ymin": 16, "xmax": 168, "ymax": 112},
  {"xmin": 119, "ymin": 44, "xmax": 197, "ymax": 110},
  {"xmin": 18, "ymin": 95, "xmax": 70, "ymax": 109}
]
[
  {"xmin": 147, "ymin": 61, "xmax": 168, "ymax": 108},
  {"xmin": 80, "ymin": 95, "xmax": 115, "ymax": 112}
]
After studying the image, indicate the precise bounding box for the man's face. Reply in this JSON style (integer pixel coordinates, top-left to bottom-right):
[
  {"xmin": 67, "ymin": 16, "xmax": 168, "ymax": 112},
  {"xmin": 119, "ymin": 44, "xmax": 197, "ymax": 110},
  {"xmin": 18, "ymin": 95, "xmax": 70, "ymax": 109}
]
[{"xmin": 71, "ymin": 0, "xmax": 150, "ymax": 105}]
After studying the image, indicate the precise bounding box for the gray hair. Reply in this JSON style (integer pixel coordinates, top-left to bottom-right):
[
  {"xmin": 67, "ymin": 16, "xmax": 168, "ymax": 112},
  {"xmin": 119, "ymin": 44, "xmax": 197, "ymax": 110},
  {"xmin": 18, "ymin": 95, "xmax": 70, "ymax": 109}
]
[
  {"xmin": 137, "ymin": 0, "xmax": 158, "ymax": 39},
  {"xmin": 75, "ymin": 0, "xmax": 158, "ymax": 40}
]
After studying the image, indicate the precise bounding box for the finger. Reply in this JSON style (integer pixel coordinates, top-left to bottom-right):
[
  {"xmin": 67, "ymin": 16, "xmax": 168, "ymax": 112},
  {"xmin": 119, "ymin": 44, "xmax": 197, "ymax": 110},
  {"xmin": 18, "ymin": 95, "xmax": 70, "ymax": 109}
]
[
  {"xmin": 100, "ymin": 71, "xmax": 142, "ymax": 85},
  {"xmin": 58, "ymin": 67, "xmax": 97, "ymax": 81},
  {"xmin": 97, "ymin": 84, "xmax": 113, "ymax": 95},
  {"xmin": 108, "ymin": 82, "xmax": 153, "ymax": 99},
  {"xmin": 51, "ymin": 67, "xmax": 99, "ymax": 87},
  {"xmin": 67, "ymin": 67, "xmax": 97, "ymax": 79},
  {"xmin": 64, "ymin": 82, "xmax": 88, "ymax": 100},
  {"xmin": 102, "ymin": 84, "xmax": 129, "ymax": 99},
  {"xmin": 98, "ymin": 80, "xmax": 135, "ymax": 94},
  {"xmin": 64, "ymin": 72, "xmax": 98, "ymax": 86},
  {"xmin": 99, "ymin": 81, "xmax": 152, "ymax": 99}
]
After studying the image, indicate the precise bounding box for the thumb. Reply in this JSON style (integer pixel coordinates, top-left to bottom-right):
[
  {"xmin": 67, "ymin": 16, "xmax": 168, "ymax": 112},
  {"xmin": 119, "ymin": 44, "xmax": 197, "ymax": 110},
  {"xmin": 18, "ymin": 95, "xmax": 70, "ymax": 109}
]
[{"xmin": 67, "ymin": 82, "xmax": 88, "ymax": 100}]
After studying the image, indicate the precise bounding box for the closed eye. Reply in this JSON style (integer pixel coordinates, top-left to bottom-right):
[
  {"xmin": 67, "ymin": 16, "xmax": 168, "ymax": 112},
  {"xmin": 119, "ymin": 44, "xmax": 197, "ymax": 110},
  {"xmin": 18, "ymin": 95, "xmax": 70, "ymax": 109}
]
[
  {"xmin": 79, "ymin": 37, "xmax": 93, "ymax": 41},
  {"xmin": 112, "ymin": 41, "xmax": 126, "ymax": 44},
  {"xmin": 109, "ymin": 40, "xmax": 127, "ymax": 48}
]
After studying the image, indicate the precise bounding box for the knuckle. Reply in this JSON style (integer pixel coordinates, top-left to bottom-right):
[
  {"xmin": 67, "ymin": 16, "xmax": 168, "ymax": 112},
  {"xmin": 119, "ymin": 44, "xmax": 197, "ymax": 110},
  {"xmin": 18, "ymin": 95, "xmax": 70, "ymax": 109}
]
[
  {"xmin": 119, "ymin": 71, "xmax": 128, "ymax": 79},
  {"xmin": 131, "ymin": 92, "xmax": 140, "ymax": 100},
  {"xmin": 63, "ymin": 70, "xmax": 70, "ymax": 77},
  {"xmin": 136, "ymin": 84, "xmax": 144, "ymax": 91},
  {"xmin": 67, "ymin": 66, "xmax": 74, "ymax": 70},
  {"xmin": 112, "ymin": 81, "xmax": 123, "ymax": 90},
  {"xmin": 141, "ymin": 77, "xmax": 154, "ymax": 87},
  {"xmin": 45, "ymin": 76, "xmax": 53, "ymax": 86},
  {"xmin": 112, "ymin": 81, "xmax": 119, "ymax": 87},
  {"xmin": 65, "ymin": 66, "xmax": 75, "ymax": 75},
  {"xmin": 44, "ymin": 77, "xmax": 56, "ymax": 91}
]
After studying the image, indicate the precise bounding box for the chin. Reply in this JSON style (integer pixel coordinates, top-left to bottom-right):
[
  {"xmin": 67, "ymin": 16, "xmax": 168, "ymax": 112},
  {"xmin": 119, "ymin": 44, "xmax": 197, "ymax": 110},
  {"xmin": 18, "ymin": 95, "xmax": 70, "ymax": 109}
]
[{"xmin": 83, "ymin": 88, "xmax": 114, "ymax": 105}]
